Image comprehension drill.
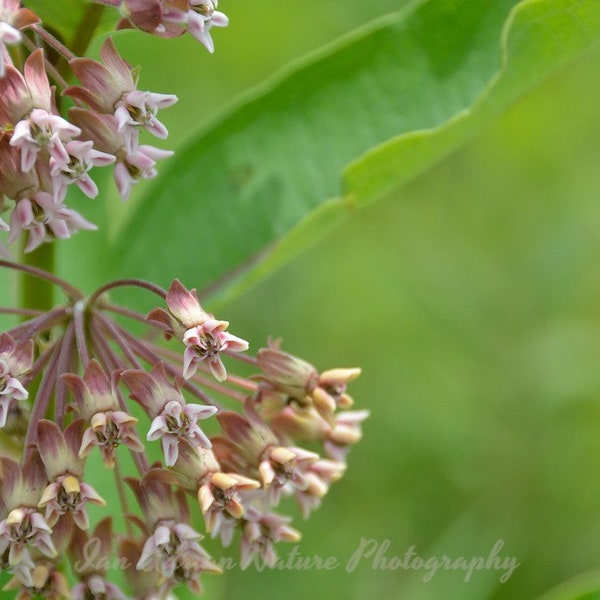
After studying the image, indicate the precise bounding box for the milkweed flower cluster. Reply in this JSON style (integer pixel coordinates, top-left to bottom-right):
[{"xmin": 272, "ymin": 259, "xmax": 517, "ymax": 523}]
[
  {"xmin": 0, "ymin": 270, "xmax": 368, "ymax": 599},
  {"xmin": 0, "ymin": 2, "xmax": 368, "ymax": 599},
  {"xmin": 0, "ymin": 1, "xmax": 193, "ymax": 253}
]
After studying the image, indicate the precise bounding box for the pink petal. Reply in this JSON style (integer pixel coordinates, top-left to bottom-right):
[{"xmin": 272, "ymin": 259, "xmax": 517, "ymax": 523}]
[
  {"xmin": 182, "ymin": 347, "xmax": 199, "ymax": 379},
  {"xmin": 75, "ymin": 173, "xmax": 99, "ymax": 198},
  {"xmin": 147, "ymin": 415, "xmax": 167, "ymax": 440},
  {"xmin": 161, "ymin": 435, "xmax": 179, "ymax": 466},
  {"xmin": 209, "ymin": 356, "xmax": 227, "ymax": 382}
]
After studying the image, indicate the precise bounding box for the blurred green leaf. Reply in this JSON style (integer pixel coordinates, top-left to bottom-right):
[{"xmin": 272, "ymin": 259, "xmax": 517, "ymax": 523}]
[
  {"xmin": 538, "ymin": 571, "xmax": 600, "ymax": 600},
  {"xmin": 112, "ymin": 0, "xmax": 600, "ymax": 303}
]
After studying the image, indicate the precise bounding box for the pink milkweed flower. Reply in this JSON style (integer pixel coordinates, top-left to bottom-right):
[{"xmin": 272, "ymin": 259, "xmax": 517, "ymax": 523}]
[
  {"xmin": 10, "ymin": 108, "xmax": 81, "ymax": 173},
  {"xmin": 313, "ymin": 367, "xmax": 362, "ymax": 411},
  {"xmin": 146, "ymin": 400, "xmax": 217, "ymax": 467},
  {"xmin": 65, "ymin": 38, "xmax": 177, "ymax": 151},
  {"xmin": 0, "ymin": 0, "xmax": 39, "ymax": 78},
  {"xmin": 117, "ymin": 0, "xmax": 166, "ymax": 35},
  {"xmin": 114, "ymin": 89, "xmax": 177, "ymax": 142},
  {"xmin": 3, "ymin": 561, "xmax": 71, "ymax": 600},
  {"xmin": 136, "ymin": 519, "xmax": 221, "ymax": 592},
  {"xmin": 65, "ymin": 38, "xmax": 138, "ymax": 116},
  {"xmin": 119, "ymin": 539, "xmax": 176, "ymax": 600},
  {"xmin": 113, "ymin": 143, "xmax": 173, "ymax": 200},
  {"xmin": 212, "ymin": 410, "xmax": 278, "ymax": 473},
  {"xmin": 0, "ymin": 333, "xmax": 32, "ymax": 429},
  {"xmin": 183, "ymin": 1, "xmax": 228, "ymax": 53},
  {"xmin": 36, "ymin": 420, "xmax": 106, "ymax": 529},
  {"xmin": 8, "ymin": 191, "xmax": 97, "ymax": 253},
  {"xmin": 182, "ymin": 319, "xmax": 249, "ymax": 382},
  {"xmin": 257, "ymin": 445, "xmax": 319, "ymax": 506},
  {"xmin": 38, "ymin": 473, "xmax": 105, "ymax": 530},
  {"xmin": 148, "ymin": 278, "xmax": 210, "ymax": 335},
  {"xmin": 148, "ymin": 279, "xmax": 249, "ymax": 381},
  {"xmin": 197, "ymin": 471, "xmax": 260, "ymax": 533},
  {"xmin": 239, "ymin": 509, "xmax": 300, "ymax": 570},
  {"xmin": 0, "ymin": 507, "xmax": 56, "ymax": 567},
  {"xmin": 168, "ymin": 443, "xmax": 220, "ymax": 493},
  {"xmin": 62, "ymin": 360, "xmax": 144, "ymax": 468},
  {"xmin": 127, "ymin": 472, "xmax": 221, "ymax": 593},
  {"xmin": 0, "ymin": 456, "xmax": 57, "ymax": 572},
  {"xmin": 79, "ymin": 409, "xmax": 144, "ymax": 469},
  {"xmin": 0, "ymin": 373, "xmax": 27, "ymax": 427},
  {"xmin": 122, "ymin": 362, "xmax": 217, "ymax": 466},
  {"xmin": 49, "ymin": 139, "xmax": 116, "ymax": 200},
  {"xmin": 68, "ymin": 107, "xmax": 169, "ymax": 201}
]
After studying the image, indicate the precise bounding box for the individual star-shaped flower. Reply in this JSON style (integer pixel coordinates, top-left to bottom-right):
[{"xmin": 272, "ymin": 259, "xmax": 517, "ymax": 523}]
[
  {"xmin": 49, "ymin": 139, "xmax": 116, "ymax": 200},
  {"xmin": 182, "ymin": 318, "xmax": 249, "ymax": 382},
  {"xmin": 197, "ymin": 471, "xmax": 259, "ymax": 533},
  {"xmin": 62, "ymin": 360, "xmax": 144, "ymax": 468},
  {"xmin": 258, "ymin": 445, "xmax": 319, "ymax": 505},
  {"xmin": 9, "ymin": 108, "xmax": 81, "ymax": 173},
  {"xmin": 9, "ymin": 192, "xmax": 97, "ymax": 253},
  {"xmin": 239, "ymin": 508, "xmax": 300, "ymax": 570},
  {"xmin": 114, "ymin": 89, "xmax": 178, "ymax": 143},
  {"xmin": 123, "ymin": 362, "xmax": 217, "ymax": 466},
  {"xmin": 36, "ymin": 420, "xmax": 106, "ymax": 529},
  {"xmin": 146, "ymin": 280, "xmax": 249, "ymax": 382},
  {"xmin": 0, "ymin": 506, "xmax": 56, "ymax": 566},
  {"xmin": 185, "ymin": 0, "xmax": 229, "ymax": 53},
  {"xmin": 146, "ymin": 399, "xmax": 216, "ymax": 467},
  {"xmin": 78, "ymin": 410, "xmax": 144, "ymax": 469}
]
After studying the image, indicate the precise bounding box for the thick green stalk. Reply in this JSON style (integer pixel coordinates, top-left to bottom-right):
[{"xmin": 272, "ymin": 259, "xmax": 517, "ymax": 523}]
[{"xmin": 20, "ymin": 242, "xmax": 55, "ymax": 316}]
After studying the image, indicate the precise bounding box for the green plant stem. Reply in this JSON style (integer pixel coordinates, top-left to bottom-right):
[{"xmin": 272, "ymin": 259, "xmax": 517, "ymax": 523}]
[
  {"xmin": 19, "ymin": 242, "xmax": 56, "ymax": 317},
  {"xmin": 70, "ymin": 2, "xmax": 106, "ymax": 57}
]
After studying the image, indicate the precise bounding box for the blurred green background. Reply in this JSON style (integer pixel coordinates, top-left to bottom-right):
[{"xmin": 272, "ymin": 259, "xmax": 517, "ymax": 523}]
[
  {"xmin": 190, "ymin": 2, "xmax": 600, "ymax": 599},
  {"xmin": 5, "ymin": 1, "xmax": 600, "ymax": 599}
]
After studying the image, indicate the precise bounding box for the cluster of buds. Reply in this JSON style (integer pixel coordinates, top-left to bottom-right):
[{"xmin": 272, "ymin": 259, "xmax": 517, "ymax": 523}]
[
  {"xmin": 0, "ymin": 0, "xmax": 228, "ymax": 254},
  {"xmin": 0, "ymin": 266, "xmax": 368, "ymax": 598}
]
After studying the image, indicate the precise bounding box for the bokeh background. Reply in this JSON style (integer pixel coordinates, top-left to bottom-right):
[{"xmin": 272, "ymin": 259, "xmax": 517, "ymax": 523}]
[{"xmin": 5, "ymin": 1, "xmax": 600, "ymax": 598}]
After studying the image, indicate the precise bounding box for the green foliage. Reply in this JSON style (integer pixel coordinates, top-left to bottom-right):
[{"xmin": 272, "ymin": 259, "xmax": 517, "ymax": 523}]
[{"xmin": 107, "ymin": 0, "xmax": 600, "ymax": 307}]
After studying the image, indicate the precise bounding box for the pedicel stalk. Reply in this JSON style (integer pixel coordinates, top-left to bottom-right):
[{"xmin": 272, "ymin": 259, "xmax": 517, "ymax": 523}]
[{"xmin": 0, "ymin": 2, "xmax": 368, "ymax": 598}]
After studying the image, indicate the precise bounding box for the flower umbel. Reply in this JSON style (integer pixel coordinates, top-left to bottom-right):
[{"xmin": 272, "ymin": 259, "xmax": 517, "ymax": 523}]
[{"xmin": 0, "ymin": 4, "xmax": 367, "ymax": 597}]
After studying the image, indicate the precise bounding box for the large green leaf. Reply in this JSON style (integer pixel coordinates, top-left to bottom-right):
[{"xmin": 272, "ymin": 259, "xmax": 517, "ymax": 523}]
[{"xmin": 112, "ymin": 0, "xmax": 600, "ymax": 305}]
